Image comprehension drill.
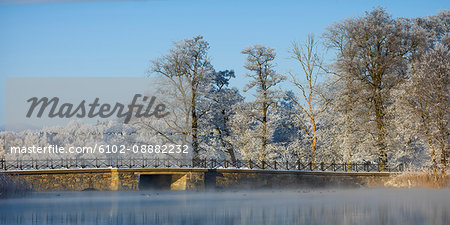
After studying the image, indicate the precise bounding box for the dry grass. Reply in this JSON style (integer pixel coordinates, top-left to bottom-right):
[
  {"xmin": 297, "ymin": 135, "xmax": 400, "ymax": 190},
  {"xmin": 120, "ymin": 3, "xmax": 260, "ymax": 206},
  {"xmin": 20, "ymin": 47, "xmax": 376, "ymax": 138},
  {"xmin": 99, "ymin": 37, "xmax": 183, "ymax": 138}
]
[{"xmin": 385, "ymin": 170, "xmax": 450, "ymax": 188}]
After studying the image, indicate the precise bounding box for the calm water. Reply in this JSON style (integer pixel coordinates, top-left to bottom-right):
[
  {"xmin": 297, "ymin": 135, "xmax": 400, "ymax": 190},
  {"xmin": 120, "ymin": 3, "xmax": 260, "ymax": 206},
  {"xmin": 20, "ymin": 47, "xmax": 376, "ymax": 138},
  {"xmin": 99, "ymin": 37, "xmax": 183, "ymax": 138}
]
[{"xmin": 0, "ymin": 189, "xmax": 449, "ymax": 225}]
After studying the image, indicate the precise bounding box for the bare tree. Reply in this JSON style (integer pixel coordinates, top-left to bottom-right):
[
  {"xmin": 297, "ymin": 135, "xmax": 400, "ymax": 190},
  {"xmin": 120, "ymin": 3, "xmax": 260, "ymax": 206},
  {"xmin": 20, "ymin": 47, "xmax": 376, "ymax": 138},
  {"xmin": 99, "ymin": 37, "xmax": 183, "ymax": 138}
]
[{"xmin": 288, "ymin": 34, "xmax": 324, "ymax": 168}]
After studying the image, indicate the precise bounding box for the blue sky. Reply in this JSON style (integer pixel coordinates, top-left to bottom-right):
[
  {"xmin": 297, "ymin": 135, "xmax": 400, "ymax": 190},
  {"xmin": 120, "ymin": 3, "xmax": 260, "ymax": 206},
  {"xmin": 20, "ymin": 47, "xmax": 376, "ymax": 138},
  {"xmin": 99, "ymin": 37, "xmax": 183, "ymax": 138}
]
[{"xmin": 0, "ymin": 0, "xmax": 448, "ymax": 126}]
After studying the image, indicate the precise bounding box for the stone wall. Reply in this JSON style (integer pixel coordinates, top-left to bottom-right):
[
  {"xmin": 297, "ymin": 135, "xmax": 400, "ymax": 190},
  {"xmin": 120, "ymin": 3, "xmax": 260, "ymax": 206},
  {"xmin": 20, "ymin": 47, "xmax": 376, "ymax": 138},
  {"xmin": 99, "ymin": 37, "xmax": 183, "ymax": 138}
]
[
  {"xmin": 117, "ymin": 170, "xmax": 138, "ymax": 191},
  {"xmin": 11, "ymin": 169, "xmax": 116, "ymax": 191},
  {"xmin": 213, "ymin": 170, "xmax": 391, "ymax": 189},
  {"xmin": 5, "ymin": 169, "xmax": 141, "ymax": 191}
]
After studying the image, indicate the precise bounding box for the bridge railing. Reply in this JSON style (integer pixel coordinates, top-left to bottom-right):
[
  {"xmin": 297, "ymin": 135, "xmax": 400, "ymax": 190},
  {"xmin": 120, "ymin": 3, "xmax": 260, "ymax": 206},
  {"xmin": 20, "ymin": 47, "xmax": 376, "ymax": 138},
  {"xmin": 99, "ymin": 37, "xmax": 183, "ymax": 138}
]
[{"xmin": 0, "ymin": 157, "xmax": 404, "ymax": 172}]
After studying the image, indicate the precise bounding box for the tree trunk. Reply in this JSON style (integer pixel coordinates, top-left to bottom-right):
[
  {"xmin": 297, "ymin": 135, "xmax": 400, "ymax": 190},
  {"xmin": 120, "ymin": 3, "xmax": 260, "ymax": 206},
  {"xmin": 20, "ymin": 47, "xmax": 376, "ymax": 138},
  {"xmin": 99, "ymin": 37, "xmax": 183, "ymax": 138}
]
[
  {"xmin": 191, "ymin": 87, "xmax": 199, "ymax": 164},
  {"xmin": 373, "ymin": 86, "xmax": 387, "ymax": 171},
  {"xmin": 261, "ymin": 94, "xmax": 268, "ymax": 163},
  {"xmin": 227, "ymin": 148, "xmax": 237, "ymax": 165},
  {"xmin": 310, "ymin": 101, "xmax": 317, "ymax": 170},
  {"xmin": 311, "ymin": 139, "xmax": 316, "ymax": 170},
  {"xmin": 428, "ymin": 136, "xmax": 437, "ymax": 173},
  {"xmin": 423, "ymin": 117, "xmax": 437, "ymax": 172},
  {"xmin": 440, "ymin": 136, "xmax": 447, "ymax": 173},
  {"xmin": 217, "ymin": 125, "xmax": 237, "ymax": 165}
]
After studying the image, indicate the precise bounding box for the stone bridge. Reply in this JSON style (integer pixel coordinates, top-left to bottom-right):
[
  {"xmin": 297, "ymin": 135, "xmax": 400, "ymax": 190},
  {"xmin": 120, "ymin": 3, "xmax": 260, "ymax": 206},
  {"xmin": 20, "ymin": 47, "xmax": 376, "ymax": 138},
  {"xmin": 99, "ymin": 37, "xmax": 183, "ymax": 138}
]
[{"xmin": 3, "ymin": 168, "xmax": 394, "ymax": 191}]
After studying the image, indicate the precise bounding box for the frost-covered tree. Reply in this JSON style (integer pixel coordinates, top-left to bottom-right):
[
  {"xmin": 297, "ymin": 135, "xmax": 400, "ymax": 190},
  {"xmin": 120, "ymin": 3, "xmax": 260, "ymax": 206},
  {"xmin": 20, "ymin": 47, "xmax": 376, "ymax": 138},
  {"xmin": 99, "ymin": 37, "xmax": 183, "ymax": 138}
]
[
  {"xmin": 272, "ymin": 92, "xmax": 304, "ymax": 162},
  {"xmin": 150, "ymin": 35, "xmax": 213, "ymax": 162},
  {"xmin": 414, "ymin": 10, "xmax": 450, "ymax": 50},
  {"xmin": 229, "ymin": 102, "xmax": 260, "ymax": 166},
  {"xmin": 134, "ymin": 76, "xmax": 193, "ymax": 156},
  {"xmin": 198, "ymin": 70, "xmax": 244, "ymax": 163},
  {"xmin": 319, "ymin": 76, "xmax": 378, "ymax": 167},
  {"xmin": 324, "ymin": 7, "xmax": 419, "ymax": 170},
  {"xmin": 395, "ymin": 44, "xmax": 449, "ymax": 172},
  {"xmin": 241, "ymin": 45, "xmax": 285, "ymax": 162},
  {"xmin": 272, "ymin": 92, "xmax": 302, "ymax": 147}
]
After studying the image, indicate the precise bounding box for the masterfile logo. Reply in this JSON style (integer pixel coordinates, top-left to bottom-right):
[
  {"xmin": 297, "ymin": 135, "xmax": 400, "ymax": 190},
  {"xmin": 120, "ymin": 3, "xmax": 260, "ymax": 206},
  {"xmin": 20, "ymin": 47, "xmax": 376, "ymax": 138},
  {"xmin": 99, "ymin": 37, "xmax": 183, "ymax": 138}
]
[
  {"xmin": 5, "ymin": 77, "xmax": 175, "ymax": 131},
  {"xmin": 25, "ymin": 94, "xmax": 169, "ymax": 123}
]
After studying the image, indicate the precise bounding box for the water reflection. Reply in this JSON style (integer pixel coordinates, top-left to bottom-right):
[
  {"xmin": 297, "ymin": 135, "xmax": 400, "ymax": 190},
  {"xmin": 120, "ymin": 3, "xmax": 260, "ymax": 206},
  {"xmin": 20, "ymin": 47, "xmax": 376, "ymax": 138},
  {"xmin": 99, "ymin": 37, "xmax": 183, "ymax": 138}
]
[{"xmin": 0, "ymin": 189, "xmax": 449, "ymax": 225}]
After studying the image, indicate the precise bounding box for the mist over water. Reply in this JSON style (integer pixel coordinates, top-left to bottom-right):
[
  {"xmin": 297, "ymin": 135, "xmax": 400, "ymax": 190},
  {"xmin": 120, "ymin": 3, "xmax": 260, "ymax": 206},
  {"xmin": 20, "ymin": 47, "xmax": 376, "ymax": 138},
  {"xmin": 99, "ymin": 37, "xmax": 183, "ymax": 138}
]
[{"xmin": 0, "ymin": 188, "xmax": 449, "ymax": 225}]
